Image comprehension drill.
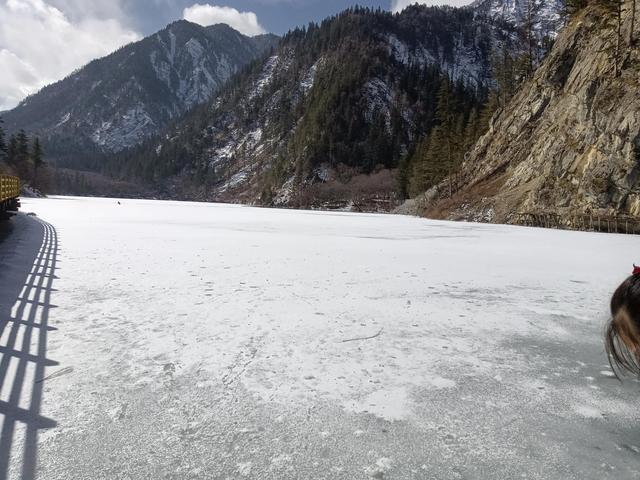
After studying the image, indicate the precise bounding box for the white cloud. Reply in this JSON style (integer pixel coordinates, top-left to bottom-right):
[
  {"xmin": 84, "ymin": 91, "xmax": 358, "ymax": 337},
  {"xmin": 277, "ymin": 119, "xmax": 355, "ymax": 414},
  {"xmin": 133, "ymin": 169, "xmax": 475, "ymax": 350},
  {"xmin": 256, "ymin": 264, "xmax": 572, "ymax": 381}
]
[
  {"xmin": 0, "ymin": 0, "xmax": 141, "ymax": 110},
  {"xmin": 183, "ymin": 3, "xmax": 266, "ymax": 36},
  {"xmin": 391, "ymin": 0, "xmax": 475, "ymax": 14}
]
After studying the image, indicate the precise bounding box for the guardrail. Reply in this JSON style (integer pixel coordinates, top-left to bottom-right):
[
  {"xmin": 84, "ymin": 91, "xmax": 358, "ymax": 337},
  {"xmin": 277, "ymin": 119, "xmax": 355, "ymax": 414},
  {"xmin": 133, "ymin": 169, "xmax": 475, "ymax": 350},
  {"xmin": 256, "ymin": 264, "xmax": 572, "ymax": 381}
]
[
  {"xmin": 0, "ymin": 175, "xmax": 20, "ymax": 218},
  {"xmin": 509, "ymin": 212, "xmax": 640, "ymax": 235}
]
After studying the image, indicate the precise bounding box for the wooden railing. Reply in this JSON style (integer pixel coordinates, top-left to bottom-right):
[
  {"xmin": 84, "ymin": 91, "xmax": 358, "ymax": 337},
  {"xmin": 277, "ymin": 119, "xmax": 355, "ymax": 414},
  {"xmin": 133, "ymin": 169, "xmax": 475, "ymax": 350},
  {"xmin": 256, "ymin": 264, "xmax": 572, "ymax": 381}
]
[
  {"xmin": 509, "ymin": 212, "xmax": 640, "ymax": 235},
  {"xmin": 0, "ymin": 175, "xmax": 20, "ymax": 203}
]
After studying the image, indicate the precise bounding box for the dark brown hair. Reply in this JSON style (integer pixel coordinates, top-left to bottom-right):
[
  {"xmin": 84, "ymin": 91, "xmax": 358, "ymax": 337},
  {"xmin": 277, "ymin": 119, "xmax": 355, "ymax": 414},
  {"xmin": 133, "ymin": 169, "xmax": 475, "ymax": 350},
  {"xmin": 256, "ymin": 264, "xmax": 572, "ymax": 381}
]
[{"xmin": 605, "ymin": 274, "xmax": 640, "ymax": 378}]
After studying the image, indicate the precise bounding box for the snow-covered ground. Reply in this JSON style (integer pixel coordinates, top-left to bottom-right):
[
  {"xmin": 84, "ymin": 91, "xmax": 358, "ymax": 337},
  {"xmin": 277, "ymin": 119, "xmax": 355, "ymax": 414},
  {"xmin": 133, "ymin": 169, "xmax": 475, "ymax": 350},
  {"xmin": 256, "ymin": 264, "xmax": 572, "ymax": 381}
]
[{"xmin": 1, "ymin": 196, "xmax": 639, "ymax": 479}]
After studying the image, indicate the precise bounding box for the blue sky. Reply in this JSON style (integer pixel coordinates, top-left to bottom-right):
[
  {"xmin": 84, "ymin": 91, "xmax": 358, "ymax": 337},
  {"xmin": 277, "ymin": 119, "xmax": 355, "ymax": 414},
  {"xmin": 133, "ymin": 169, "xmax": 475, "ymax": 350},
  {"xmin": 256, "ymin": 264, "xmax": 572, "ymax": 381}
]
[
  {"xmin": 124, "ymin": 0, "xmax": 396, "ymax": 36},
  {"xmin": 47, "ymin": 0, "xmax": 473, "ymax": 36},
  {"xmin": 0, "ymin": 0, "xmax": 473, "ymax": 110}
]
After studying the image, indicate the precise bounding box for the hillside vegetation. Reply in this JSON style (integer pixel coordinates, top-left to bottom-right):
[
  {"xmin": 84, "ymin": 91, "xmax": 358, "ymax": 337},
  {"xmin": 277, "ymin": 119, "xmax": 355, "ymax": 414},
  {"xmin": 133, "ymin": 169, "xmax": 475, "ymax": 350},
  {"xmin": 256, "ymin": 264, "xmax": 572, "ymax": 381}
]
[
  {"xmin": 420, "ymin": 0, "xmax": 640, "ymax": 222},
  {"xmin": 103, "ymin": 5, "xmax": 530, "ymax": 208}
]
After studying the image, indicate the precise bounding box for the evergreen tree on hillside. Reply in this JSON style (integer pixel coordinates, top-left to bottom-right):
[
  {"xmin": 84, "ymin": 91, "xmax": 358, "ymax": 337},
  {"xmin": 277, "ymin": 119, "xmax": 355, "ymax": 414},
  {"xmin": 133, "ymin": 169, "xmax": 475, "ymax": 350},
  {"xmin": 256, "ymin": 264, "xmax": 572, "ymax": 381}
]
[
  {"xmin": 492, "ymin": 46, "xmax": 519, "ymax": 108},
  {"xmin": 564, "ymin": 0, "xmax": 635, "ymax": 52},
  {"xmin": 564, "ymin": 0, "xmax": 588, "ymax": 17},
  {"xmin": 7, "ymin": 135, "xmax": 18, "ymax": 170},
  {"xmin": 630, "ymin": 0, "xmax": 637, "ymax": 45},
  {"xmin": 435, "ymin": 78, "xmax": 458, "ymax": 195},
  {"xmin": 407, "ymin": 134, "xmax": 432, "ymax": 197},
  {"xmin": 521, "ymin": 0, "xmax": 546, "ymax": 74},
  {"xmin": 32, "ymin": 137, "xmax": 44, "ymax": 191},
  {"xmin": 16, "ymin": 130, "xmax": 29, "ymax": 161},
  {"xmin": 463, "ymin": 108, "xmax": 480, "ymax": 154},
  {"xmin": 0, "ymin": 119, "xmax": 6, "ymax": 161},
  {"xmin": 404, "ymin": 75, "xmax": 480, "ymax": 197},
  {"xmin": 16, "ymin": 130, "xmax": 31, "ymax": 180}
]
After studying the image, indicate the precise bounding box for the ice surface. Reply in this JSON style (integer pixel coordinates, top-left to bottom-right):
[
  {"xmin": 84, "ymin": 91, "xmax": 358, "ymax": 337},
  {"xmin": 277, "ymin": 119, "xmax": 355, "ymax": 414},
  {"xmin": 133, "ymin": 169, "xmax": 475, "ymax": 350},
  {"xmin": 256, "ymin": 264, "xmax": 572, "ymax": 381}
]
[{"xmin": 2, "ymin": 197, "xmax": 640, "ymax": 479}]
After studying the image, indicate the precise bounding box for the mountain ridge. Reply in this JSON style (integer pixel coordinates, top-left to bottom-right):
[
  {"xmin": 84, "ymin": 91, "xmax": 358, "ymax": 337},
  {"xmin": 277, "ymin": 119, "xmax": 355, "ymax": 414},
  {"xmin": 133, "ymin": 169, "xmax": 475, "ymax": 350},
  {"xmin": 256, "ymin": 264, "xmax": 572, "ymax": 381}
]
[
  {"xmin": 104, "ymin": 4, "xmax": 534, "ymax": 206},
  {"xmin": 2, "ymin": 20, "xmax": 279, "ymax": 168}
]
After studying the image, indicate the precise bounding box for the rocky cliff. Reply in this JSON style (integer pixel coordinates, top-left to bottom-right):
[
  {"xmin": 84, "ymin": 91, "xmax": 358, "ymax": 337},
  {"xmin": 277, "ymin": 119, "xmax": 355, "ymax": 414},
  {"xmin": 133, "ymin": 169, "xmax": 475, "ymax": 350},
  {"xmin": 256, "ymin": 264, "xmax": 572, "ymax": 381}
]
[{"xmin": 424, "ymin": 2, "xmax": 640, "ymax": 222}]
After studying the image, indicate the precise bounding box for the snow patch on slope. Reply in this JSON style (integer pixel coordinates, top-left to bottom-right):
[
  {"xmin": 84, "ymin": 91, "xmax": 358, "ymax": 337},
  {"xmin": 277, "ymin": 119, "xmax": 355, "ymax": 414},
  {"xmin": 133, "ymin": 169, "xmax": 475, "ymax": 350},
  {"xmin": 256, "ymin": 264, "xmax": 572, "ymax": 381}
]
[
  {"xmin": 386, "ymin": 34, "xmax": 485, "ymax": 88},
  {"xmin": 249, "ymin": 55, "xmax": 280, "ymax": 101},
  {"xmin": 300, "ymin": 59, "xmax": 322, "ymax": 94},
  {"xmin": 92, "ymin": 104, "xmax": 156, "ymax": 149},
  {"xmin": 363, "ymin": 78, "xmax": 392, "ymax": 127},
  {"xmin": 56, "ymin": 112, "xmax": 71, "ymax": 127},
  {"xmin": 273, "ymin": 175, "xmax": 296, "ymax": 205},
  {"xmin": 150, "ymin": 51, "xmax": 172, "ymax": 89},
  {"xmin": 388, "ymin": 34, "xmax": 411, "ymax": 64}
]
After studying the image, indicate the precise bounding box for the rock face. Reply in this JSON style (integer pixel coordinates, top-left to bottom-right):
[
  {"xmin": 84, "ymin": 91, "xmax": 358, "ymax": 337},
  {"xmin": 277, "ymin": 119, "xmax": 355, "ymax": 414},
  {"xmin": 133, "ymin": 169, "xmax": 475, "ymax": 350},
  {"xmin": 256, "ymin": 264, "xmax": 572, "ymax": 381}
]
[
  {"xmin": 474, "ymin": 0, "xmax": 565, "ymax": 40},
  {"xmin": 2, "ymin": 21, "xmax": 278, "ymax": 166},
  {"xmin": 427, "ymin": 4, "xmax": 640, "ymax": 221}
]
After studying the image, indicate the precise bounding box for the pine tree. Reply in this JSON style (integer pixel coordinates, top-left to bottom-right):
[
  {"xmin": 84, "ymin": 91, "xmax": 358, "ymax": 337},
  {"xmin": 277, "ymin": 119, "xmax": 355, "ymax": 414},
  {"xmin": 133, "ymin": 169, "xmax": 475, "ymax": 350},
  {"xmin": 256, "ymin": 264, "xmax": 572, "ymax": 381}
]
[
  {"xmin": 630, "ymin": 0, "xmax": 637, "ymax": 45},
  {"xmin": 7, "ymin": 135, "xmax": 18, "ymax": 168},
  {"xmin": 615, "ymin": 0, "xmax": 623, "ymax": 75},
  {"xmin": 14, "ymin": 130, "xmax": 31, "ymax": 181},
  {"xmin": 463, "ymin": 108, "xmax": 480, "ymax": 155},
  {"xmin": 408, "ymin": 134, "xmax": 432, "ymax": 197},
  {"xmin": 492, "ymin": 47, "xmax": 519, "ymax": 108},
  {"xmin": 0, "ymin": 119, "xmax": 6, "ymax": 161},
  {"xmin": 32, "ymin": 137, "xmax": 44, "ymax": 191},
  {"xmin": 564, "ymin": 0, "xmax": 588, "ymax": 17},
  {"xmin": 435, "ymin": 78, "xmax": 458, "ymax": 196}
]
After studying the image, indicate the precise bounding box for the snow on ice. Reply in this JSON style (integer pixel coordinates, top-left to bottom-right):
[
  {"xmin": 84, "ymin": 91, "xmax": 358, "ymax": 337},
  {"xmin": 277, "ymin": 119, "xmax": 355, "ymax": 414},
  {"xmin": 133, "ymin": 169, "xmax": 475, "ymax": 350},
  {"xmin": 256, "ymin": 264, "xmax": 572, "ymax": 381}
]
[{"xmin": 2, "ymin": 197, "xmax": 639, "ymax": 479}]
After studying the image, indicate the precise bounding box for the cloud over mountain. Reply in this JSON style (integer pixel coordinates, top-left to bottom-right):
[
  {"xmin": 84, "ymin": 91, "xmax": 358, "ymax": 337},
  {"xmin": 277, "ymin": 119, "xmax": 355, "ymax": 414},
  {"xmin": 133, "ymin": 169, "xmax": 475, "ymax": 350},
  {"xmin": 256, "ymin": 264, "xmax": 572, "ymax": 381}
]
[
  {"xmin": 0, "ymin": 0, "xmax": 140, "ymax": 110},
  {"xmin": 183, "ymin": 3, "xmax": 266, "ymax": 36}
]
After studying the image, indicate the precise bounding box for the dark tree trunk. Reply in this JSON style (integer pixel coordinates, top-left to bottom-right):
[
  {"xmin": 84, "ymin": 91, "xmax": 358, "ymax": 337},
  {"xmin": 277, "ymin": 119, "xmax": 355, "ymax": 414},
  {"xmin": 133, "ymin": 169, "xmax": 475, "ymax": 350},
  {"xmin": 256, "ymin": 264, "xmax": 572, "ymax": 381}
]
[
  {"xmin": 630, "ymin": 0, "xmax": 637, "ymax": 45},
  {"xmin": 615, "ymin": 0, "xmax": 622, "ymax": 76}
]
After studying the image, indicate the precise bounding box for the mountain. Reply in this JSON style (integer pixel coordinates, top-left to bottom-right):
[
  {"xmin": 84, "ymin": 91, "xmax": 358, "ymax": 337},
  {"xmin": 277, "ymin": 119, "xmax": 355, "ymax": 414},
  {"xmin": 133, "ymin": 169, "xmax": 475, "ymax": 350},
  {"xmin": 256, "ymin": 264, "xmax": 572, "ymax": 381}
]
[
  {"xmin": 474, "ymin": 0, "xmax": 565, "ymax": 40},
  {"xmin": 2, "ymin": 21, "xmax": 278, "ymax": 168},
  {"xmin": 105, "ymin": 5, "xmax": 532, "ymax": 207},
  {"xmin": 420, "ymin": 1, "xmax": 640, "ymax": 221}
]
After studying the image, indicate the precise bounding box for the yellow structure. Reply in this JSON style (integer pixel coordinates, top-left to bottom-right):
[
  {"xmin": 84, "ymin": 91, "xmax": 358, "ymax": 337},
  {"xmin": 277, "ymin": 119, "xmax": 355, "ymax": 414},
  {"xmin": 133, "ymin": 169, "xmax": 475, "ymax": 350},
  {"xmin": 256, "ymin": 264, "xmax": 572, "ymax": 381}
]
[{"xmin": 0, "ymin": 175, "xmax": 20, "ymax": 216}]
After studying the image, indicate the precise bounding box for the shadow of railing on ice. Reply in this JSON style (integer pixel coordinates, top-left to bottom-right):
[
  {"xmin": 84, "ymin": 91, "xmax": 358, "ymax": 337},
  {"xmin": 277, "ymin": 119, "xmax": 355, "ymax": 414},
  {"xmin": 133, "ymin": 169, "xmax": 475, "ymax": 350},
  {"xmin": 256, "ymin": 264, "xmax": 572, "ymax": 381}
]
[{"xmin": 0, "ymin": 216, "xmax": 59, "ymax": 480}]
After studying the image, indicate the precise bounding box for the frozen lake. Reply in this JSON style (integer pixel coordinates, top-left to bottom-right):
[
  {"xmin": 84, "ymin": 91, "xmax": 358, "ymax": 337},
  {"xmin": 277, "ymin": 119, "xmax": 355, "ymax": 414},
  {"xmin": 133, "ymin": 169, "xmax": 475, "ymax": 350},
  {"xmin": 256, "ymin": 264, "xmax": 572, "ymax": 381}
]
[{"xmin": 1, "ymin": 196, "xmax": 639, "ymax": 479}]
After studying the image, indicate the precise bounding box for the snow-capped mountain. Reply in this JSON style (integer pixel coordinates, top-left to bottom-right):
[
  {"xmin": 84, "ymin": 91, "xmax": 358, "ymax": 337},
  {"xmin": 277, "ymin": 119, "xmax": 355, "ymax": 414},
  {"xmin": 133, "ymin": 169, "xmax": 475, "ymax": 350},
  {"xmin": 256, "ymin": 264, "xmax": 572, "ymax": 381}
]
[
  {"xmin": 111, "ymin": 5, "xmax": 517, "ymax": 205},
  {"xmin": 2, "ymin": 21, "xmax": 278, "ymax": 166},
  {"xmin": 473, "ymin": 0, "xmax": 565, "ymax": 39}
]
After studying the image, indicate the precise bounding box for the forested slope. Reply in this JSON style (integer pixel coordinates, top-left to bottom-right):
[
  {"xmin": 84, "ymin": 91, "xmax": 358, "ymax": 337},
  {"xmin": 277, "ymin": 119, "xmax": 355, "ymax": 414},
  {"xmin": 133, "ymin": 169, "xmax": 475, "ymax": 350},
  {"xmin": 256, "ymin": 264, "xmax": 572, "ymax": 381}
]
[
  {"xmin": 107, "ymin": 5, "xmax": 522, "ymax": 207},
  {"xmin": 421, "ymin": 0, "xmax": 640, "ymax": 222}
]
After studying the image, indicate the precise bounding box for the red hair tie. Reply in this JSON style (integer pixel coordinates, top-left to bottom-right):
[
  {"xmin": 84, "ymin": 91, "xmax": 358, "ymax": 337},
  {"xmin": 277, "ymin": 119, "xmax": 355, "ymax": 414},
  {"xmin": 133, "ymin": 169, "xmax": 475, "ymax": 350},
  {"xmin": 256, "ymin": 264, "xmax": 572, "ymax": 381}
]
[{"xmin": 633, "ymin": 264, "xmax": 640, "ymax": 276}]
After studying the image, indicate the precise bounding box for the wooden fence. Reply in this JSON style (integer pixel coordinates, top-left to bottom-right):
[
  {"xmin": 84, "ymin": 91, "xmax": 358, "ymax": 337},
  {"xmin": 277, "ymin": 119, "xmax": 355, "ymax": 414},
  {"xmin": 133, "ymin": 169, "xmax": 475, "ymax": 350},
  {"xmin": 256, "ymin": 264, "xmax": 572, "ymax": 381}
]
[{"xmin": 509, "ymin": 212, "xmax": 640, "ymax": 234}]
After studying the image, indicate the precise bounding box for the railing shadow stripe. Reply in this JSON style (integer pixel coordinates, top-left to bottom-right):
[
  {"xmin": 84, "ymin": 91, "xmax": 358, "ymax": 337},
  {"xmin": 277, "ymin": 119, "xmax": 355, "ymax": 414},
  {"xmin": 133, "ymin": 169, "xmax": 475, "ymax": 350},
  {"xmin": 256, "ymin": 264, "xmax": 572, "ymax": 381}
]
[
  {"xmin": 22, "ymin": 222, "xmax": 58, "ymax": 480},
  {"xmin": 0, "ymin": 218, "xmax": 58, "ymax": 480}
]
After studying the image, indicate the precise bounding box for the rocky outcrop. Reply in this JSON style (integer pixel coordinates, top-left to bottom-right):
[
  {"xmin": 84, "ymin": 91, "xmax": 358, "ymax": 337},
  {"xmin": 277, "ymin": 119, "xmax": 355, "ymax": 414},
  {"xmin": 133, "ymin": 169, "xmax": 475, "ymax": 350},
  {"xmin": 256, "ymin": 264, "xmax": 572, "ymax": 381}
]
[{"xmin": 426, "ymin": 3, "xmax": 640, "ymax": 222}]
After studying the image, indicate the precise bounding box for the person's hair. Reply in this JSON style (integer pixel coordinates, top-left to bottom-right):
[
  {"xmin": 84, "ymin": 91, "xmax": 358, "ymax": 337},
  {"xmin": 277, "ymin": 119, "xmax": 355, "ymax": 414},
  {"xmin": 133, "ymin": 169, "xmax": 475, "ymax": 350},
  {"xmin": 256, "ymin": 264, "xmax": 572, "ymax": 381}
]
[{"xmin": 605, "ymin": 274, "xmax": 640, "ymax": 378}]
